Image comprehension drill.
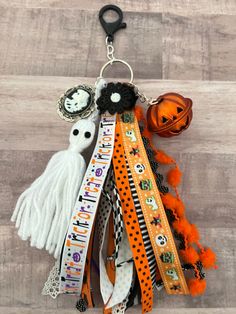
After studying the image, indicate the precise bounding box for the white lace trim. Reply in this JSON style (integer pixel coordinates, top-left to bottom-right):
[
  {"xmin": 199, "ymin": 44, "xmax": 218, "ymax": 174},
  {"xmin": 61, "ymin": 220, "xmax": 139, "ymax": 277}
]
[
  {"xmin": 42, "ymin": 260, "xmax": 60, "ymax": 299},
  {"xmin": 112, "ymin": 296, "xmax": 129, "ymax": 314}
]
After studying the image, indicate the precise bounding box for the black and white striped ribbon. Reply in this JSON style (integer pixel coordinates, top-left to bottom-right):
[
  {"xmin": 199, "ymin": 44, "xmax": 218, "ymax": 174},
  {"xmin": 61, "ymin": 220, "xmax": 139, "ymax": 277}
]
[{"xmin": 111, "ymin": 169, "xmax": 124, "ymax": 261}]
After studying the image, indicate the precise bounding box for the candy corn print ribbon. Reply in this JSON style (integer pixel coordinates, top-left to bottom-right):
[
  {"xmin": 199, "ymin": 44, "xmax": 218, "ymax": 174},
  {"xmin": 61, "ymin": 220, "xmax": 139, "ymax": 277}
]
[
  {"xmin": 59, "ymin": 112, "xmax": 116, "ymax": 294},
  {"xmin": 118, "ymin": 110, "xmax": 189, "ymax": 295}
]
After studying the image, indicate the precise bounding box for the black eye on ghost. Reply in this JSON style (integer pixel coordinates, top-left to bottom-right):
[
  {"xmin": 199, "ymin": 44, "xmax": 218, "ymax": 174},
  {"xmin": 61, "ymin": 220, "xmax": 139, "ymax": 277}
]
[
  {"xmin": 73, "ymin": 129, "xmax": 79, "ymax": 136},
  {"xmin": 73, "ymin": 129, "xmax": 91, "ymax": 138},
  {"xmin": 84, "ymin": 131, "xmax": 91, "ymax": 138}
]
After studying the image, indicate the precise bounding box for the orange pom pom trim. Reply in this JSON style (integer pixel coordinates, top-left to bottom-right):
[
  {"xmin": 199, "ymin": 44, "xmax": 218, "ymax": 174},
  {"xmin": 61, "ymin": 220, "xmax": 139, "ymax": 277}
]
[
  {"xmin": 187, "ymin": 224, "xmax": 200, "ymax": 244},
  {"xmin": 155, "ymin": 150, "xmax": 174, "ymax": 164},
  {"xmin": 161, "ymin": 193, "xmax": 177, "ymax": 209},
  {"xmin": 199, "ymin": 248, "xmax": 216, "ymax": 269},
  {"xmin": 167, "ymin": 166, "xmax": 182, "ymax": 187},
  {"xmin": 161, "ymin": 194, "xmax": 185, "ymax": 219},
  {"xmin": 174, "ymin": 199, "xmax": 185, "ymax": 217},
  {"xmin": 134, "ymin": 106, "xmax": 145, "ymax": 122},
  {"xmin": 180, "ymin": 247, "xmax": 199, "ymax": 264},
  {"xmin": 188, "ymin": 278, "xmax": 206, "ymax": 296},
  {"xmin": 173, "ymin": 218, "xmax": 192, "ymax": 235},
  {"xmin": 142, "ymin": 127, "xmax": 152, "ymax": 141}
]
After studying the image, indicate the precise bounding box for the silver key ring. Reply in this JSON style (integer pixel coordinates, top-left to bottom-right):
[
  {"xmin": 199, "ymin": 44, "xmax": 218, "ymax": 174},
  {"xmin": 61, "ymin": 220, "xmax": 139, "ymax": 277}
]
[{"xmin": 99, "ymin": 58, "xmax": 134, "ymax": 83}]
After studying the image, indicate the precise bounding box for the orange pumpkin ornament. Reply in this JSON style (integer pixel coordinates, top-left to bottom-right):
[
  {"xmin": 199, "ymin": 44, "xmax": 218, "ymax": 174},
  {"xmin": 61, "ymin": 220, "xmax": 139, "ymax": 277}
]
[{"xmin": 147, "ymin": 92, "xmax": 193, "ymax": 137}]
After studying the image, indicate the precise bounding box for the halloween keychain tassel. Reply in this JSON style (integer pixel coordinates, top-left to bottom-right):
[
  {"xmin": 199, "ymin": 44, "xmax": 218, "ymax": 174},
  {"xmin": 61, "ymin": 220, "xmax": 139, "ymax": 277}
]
[{"xmin": 11, "ymin": 4, "xmax": 217, "ymax": 314}]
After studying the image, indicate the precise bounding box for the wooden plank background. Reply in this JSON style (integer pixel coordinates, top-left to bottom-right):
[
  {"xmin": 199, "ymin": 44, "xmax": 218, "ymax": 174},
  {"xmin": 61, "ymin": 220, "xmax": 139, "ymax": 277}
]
[{"xmin": 0, "ymin": 1, "xmax": 236, "ymax": 314}]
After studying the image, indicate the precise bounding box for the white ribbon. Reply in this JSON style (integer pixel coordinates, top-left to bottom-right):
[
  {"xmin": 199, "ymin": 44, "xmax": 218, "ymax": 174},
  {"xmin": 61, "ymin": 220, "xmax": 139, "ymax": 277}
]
[
  {"xmin": 106, "ymin": 227, "xmax": 133, "ymax": 309},
  {"xmin": 59, "ymin": 112, "xmax": 116, "ymax": 295},
  {"xmin": 98, "ymin": 170, "xmax": 133, "ymax": 309}
]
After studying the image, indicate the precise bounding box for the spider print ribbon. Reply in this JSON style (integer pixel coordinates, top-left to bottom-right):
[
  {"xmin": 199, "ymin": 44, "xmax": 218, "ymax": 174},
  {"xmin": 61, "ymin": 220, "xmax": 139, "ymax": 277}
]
[
  {"xmin": 118, "ymin": 111, "xmax": 189, "ymax": 295},
  {"xmin": 59, "ymin": 112, "xmax": 116, "ymax": 295}
]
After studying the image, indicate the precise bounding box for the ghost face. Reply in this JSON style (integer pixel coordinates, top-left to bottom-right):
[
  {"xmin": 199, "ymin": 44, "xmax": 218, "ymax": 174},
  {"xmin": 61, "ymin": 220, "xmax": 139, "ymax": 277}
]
[
  {"xmin": 64, "ymin": 89, "xmax": 90, "ymax": 114},
  {"xmin": 125, "ymin": 129, "xmax": 137, "ymax": 142},
  {"xmin": 166, "ymin": 268, "xmax": 179, "ymax": 280},
  {"xmin": 134, "ymin": 163, "xmax": 146, "ymax": 174},
  {"xmin": 156, "ymin": 234, "xmax": 168, "ymax": 247},
  {"xmin": 69, "ymin": 119, "xmax": 96, "ymax": 153},
  {"xmin": 145, "ymin": 196, "xmax": 158, "ymax": 210}
]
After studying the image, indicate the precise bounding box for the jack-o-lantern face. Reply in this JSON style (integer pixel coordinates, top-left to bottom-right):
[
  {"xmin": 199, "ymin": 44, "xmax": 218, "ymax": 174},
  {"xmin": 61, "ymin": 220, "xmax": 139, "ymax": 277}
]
[{"xmin": 147, "ymin": 93, "xmax": 193, "ymax": 137}]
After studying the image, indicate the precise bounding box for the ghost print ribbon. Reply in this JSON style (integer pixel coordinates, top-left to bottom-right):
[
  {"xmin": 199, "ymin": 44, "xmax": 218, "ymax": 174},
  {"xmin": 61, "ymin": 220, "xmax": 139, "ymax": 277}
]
[{"xmin": 118, "ymin": 111, "xmax": 189, "ymax": 295}]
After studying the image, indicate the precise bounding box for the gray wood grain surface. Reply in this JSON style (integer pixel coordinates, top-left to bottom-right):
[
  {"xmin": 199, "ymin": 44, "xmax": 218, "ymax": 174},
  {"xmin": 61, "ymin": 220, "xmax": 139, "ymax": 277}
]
[
  {"xmin": 1, "ymin": 308, "xmax": 236, "ymax": 314},
  {"xmin": 0, "ymin": 4, "xmax": 236, "ymax": 80},
  {"xmin": 0, "ymin": 0, "xmax": 236, "ymax": 313},
  {"xmin": 0, "ymin": 0, "xmax": 236, "ymax": 15}
]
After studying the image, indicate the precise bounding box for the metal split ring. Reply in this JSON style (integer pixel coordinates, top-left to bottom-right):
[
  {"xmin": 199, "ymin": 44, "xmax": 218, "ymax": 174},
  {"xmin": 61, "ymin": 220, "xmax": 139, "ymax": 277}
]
[{"xmin": 99, "ymin": 58, "xmax": 134, "ymax": 83}]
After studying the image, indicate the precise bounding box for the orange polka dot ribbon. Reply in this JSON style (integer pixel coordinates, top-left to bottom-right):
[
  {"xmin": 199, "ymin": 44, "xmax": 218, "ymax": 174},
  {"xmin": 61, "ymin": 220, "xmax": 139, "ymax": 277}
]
[
  {"xmin": 118, "ymin": 111, "xmax": 189, "ymax": 295},
  {"xmin": 112, "ymin": 121, "xmax": 153, "ymax": 313},
  {"xmin": 59, "ymin": 112, "xmax": 116, "ymax": 295}
]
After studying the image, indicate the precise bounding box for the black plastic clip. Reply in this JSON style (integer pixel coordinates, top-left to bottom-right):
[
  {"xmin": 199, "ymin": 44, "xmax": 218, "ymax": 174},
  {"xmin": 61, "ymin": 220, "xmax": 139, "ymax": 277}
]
[{"xmin": 99, "ymin": 4, "xmax": 127, "ymax": 42}]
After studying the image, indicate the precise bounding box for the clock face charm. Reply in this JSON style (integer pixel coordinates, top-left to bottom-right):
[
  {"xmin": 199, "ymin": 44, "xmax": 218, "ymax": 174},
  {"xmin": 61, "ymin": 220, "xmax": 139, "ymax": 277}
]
[{"xmin": 57, "ymin": 85, "xmax": 95, "ymax": 122}]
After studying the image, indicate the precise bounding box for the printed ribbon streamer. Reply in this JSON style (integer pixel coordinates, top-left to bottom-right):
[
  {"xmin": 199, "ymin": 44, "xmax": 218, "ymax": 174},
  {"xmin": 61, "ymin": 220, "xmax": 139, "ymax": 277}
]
[
  {"xmin": 126, "ymin": 160, "xmax": 157, "ymax": 287},
  {"xmin": 101, "ymin": 170, "xmax": 124, "ymax": 263},
  {"xmin": 99, "ymin": 169, "xmax": 132, "ymax": 310},
  {"xmin": 111, "ymin": 172, "xmax": 124, "ymax": 263},
  {"xmin": 106, "ymin": 226, "xmax": 133, "ymax": 309},
  {"xmin": 80, "ymin": 226, "xmax": 94, "ymax": 308},
  {"xmin": 118, "ymin": 111, "xmax": 189, "ymax": 295},
  {"xmin": 59, "ymin": 112, "xmax": 116, "ymax": 295},
  {"xmin": 112, "ymin": 122, "xmax": 153, "ymax": 314},
  {"xmin": 98, "ymin": 171, "xmax": 114, "ymax": 305}
]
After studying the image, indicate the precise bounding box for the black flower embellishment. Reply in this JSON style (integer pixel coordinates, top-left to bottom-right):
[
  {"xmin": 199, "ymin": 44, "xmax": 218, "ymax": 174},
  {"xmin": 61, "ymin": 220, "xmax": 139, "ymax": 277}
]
[{"xmin": 97, "ymin": 82, "xmax": 138, "ymax": 115}]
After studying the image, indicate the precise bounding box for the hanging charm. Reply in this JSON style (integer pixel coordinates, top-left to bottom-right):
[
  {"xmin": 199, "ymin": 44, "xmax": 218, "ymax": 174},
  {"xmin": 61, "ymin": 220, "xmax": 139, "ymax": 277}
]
[
  {"xmin": 97, "ymin": 82, "xmax": 137, "ymax": 114},
  {"xmin": 11, "ymin": 119, "xmax": 96, "ymax": 258},
  {"xmin": 57, "ymin": 84, "xmax": 95, "ymax": 122},
  {"xmin": 147, "ymin": 93, "xmax": 193, "ymax": 137}
]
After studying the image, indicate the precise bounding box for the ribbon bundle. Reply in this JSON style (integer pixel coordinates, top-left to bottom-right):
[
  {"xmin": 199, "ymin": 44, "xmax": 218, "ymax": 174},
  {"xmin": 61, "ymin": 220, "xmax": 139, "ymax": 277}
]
[
  {"xmin": 11, "ymin": 4, "xmax": 216, "ymax": 314},
  {"xmin": 11, "ymin": 81, "xmax": 216, "ymax": 313}
]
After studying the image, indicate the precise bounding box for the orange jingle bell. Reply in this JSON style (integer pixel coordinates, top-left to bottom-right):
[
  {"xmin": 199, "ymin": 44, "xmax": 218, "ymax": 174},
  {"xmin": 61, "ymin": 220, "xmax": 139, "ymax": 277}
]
[{"xmin": 147, "ymin": 93, "xmax": 193, "ymax": 137}]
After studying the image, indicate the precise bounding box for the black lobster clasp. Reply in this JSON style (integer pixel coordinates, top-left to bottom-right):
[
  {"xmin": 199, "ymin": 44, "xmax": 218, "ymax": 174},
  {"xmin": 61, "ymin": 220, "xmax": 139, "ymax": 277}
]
[{"xmin": 99, "ymin": 4, "xmax": 127, "ymax": 42}]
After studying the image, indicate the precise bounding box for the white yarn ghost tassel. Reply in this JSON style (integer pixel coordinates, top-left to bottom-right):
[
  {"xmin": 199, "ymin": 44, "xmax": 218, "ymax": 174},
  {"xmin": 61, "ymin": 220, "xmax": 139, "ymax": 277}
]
[{"xmin": 11, "ymin": 119, "xmax": 96, "ymax": 258}]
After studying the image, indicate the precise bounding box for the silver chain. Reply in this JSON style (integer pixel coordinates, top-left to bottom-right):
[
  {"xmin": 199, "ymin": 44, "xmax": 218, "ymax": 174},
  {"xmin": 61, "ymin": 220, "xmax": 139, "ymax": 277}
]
[{"xmin": 106, "ymin": 37, "xmax": 115, "ymax": 61}]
